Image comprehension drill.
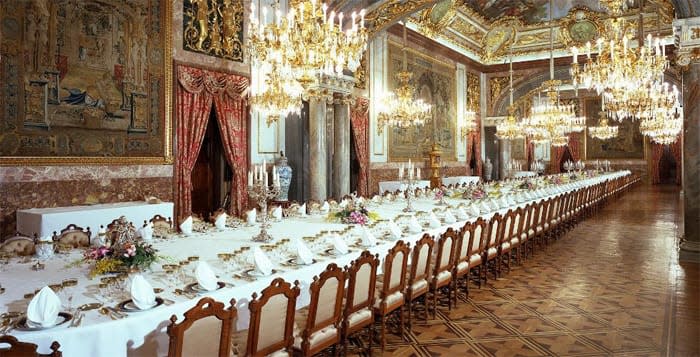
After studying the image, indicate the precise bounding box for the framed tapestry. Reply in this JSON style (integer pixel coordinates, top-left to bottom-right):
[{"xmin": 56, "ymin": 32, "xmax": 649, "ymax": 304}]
[
  {"xmin": 387, "ymin": 41, "xmax": 456, "ymax": 161},
  {"xmin": 0, "ymin": 0, "xmax": 172, "ymax": 165},
  {"xmin": 584, "ymin": 98, "xmax": 644, "ymax": 159}
]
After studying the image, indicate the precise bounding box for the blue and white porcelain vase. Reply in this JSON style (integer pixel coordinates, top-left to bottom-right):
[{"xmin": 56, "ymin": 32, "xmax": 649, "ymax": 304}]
[{"xmin": 276, "ymin": 151, "xmax": 293, "ymax": 201}]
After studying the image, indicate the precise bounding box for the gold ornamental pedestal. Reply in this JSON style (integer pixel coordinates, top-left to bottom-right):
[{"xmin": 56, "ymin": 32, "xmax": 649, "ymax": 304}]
[{"xmin": 429, "ymin": 143, "xmax": 442, "ymax": 189}]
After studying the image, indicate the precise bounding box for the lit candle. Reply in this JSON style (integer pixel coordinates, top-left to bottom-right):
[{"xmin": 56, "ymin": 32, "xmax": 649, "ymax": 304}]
[
  {"xmin": 351, "ymin": 11, "xmax": 356, "ymax": 27},
  {"xmin": 360, "ymin": 9, "xmax": 365, "ymax": 28},
  {"xmin": 300, "ymin": 3, "xmax": 304, "ymax": 23},
  {"xmin": 248, "ymin": 171, "xmax": 253, "ymax": 186},
  {"xmin": 329, "ymin": 11, "xmax": 335, "ymax": 29},
  {"xmin": 610, "ymin": 40, "xmax": 614, "ymax": 60},
  {"xmin": 416, "ymin": 168, "xmax": 421, "ymax": 180},
  {"xmin": 262, "ymin": 6, "xmax": 267, "ymax": 24},
  {"xmin": 647, "ymin": 34, "xmax": 652, "ymax": 49},
  {"xmin": 339, "ymin": 12, "xmax": 343, "ymax": 29},
  {"xmin": 662, "ymin": 38, "xmax": 666, "ymax": 56},
  {"xmin": 311, "ymin": 0, "xmax": 316, "ymax": 16},
  {"xmin": 322, "ymin": 3, "xmax": 327, "ymax": 23},
  {"xmin": 572, "ymin": 47, "xmax": 578, "ymax": 64},
  {"xmin": 623, "ymin": 36, "xmax": 627, "ymax": 54},
  {"xmin": 586, "ymin": 41, "xmax": 591, "ymax": 59}
]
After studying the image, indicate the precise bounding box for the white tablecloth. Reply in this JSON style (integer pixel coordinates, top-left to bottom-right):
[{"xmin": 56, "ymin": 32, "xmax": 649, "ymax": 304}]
[
  {"xmin": 3, "ymin": 172, "xmax": 630, "ymax": 356},
  {"xmin": 16, "ymin": 202, "xmax": 174, "ymax": 237},
  {"xmin": 442, "ymin": 176, "xmax": 480, "ymax": 186},
  {"xmin": 513, "ymin": 171, "xmax": 537, "ymax": 178},
  {"xmin": 378, "ymin": 180, "xmax": 430, "ymax": 193}
]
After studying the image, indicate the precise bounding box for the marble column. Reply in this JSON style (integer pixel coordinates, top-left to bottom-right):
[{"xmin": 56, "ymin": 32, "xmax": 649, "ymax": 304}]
[
  {"xmin": 681, "ymin": 62, "xmax": 700, "ymax": 262},
  {"xmin": 332, "ymin": 98, "xmax": 351, "ymax": 198},
  {"xmin": 309, "ymin": 96, "xmax": 328, "ymax": 201}
]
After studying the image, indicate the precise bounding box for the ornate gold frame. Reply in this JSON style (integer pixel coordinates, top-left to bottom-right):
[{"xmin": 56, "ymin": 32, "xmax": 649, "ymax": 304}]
[
  {"xmin": 0, "ymin": 1, "xmax": 173, "ymax": 166},
  {"xmin": 558, "ymin": 6, "xmax": 602, "ymax": 48}
]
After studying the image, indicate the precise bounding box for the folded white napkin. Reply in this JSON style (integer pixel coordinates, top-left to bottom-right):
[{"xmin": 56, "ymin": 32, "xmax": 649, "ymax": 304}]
[
  {"xmin": 26, "ymin": 286, "xmax": 61, "ymax": 327},
  {"xmin": 195, "ymin": 261, "xmax": 219, "ymax": 291},
  {"xmin": 357, "ymin": 197, "xmax": 365, "ymax": 204},
  {"xmin": 479, "ymin": 201, "xmax": 491, "ymax": 213},
  {"xmin": 428, "ymin": 212, "xmax": 442, "ymax": 228},
  {"xmin": 272, "ymin": 206, "xmax": 283, "ymax": 220},
  {"xmin": 130, "ymin": 275, "xmax": 156, "ymax": 310},
  {"xmin": 180, "ymin": 216, "xmax": 193, "ymax": 236},
  {"xmin": 507, "ymin": 196, "xmax": 516, "ymax": 206},
  {"xmin": 444, "ymin": 210, "xmax": 457, "ymax": 224},
  {"xmin": 138, "ymin": 222, "xmax": 154, "ymax": 241},
  {"xmin": 372, "ymin": 195, "xmax": 381, "ymax": 203},
  {"xmin": 246, "ymin": 208, "xmax": 257, "ymax": 225},
  {"xmin": 294, "ymin": 238, "xmax": 315, "ymax": 265},
  {"xmin": 468, "ymin": 205, "xmax": 481, "ymax": 217},
  {"xmin": 299, "ymin": 203, "xmax": 307, "ymax": 217},
  {"xmin": 361, "ymin": 226, "xmax": 377, "ymax": 247},
  {"xmin": 408, "ymin": 217, "xmax": 423, "ymax": 233},
  {"xmin": 320, "ymin": 201, "xmax": 330, "ymax": 213},
  {"xmin": 499, "ymin": 197, "xmax": 509, "ymax": 208},
  {"xmin": 214, "ymin": 212, "xmax": 227, "ymax": 230},
  {"xmin": 253, "ymin": 246, "xmax": 273, "ymax": 276},
  {"xmin": 388, "ymin": 221, "xmax": 403, "ymax": 240},
  {"xmin": 456, "ymin": 207, "xmax": 469, "ymax": 220},
  {"xmin": 331, "ymin": 233, "xmax": 349, "ymax": 254},
  {"xmin": 490, "ymin": 200, "xmax": 500, "ymax": 211}
]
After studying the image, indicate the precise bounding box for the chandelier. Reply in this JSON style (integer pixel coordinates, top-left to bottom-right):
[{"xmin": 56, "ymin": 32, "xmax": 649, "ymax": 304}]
[
  {"xmin": 459, "ymin": 107, "xmax": 478, "ymax": 140},
  {"xmin": 588, "ymin": 111, "xmax": 619, "ymax": 140},
  {"xmin": 377, "ymin": 21, "xmax": 431, "ymax": 133},
  {"xmin": 249, "ymin": 62, "xmax": 303, "ymax": 125},
  {"xmin": 496, "ymin": 49, "xmax": 524, "ymax": 140},
  {"xmin": 247, "ymin": 0, "xmax": 368, "ymax": 122},
  {"xmin": 570, "ymin": 0, "xmax": 667, "ymax": 119}
]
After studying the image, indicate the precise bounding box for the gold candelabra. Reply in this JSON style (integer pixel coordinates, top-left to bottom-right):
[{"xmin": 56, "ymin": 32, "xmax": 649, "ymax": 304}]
[{"xmin": 247, "ymin": 163, "xmax": 281, "ymax": 243}]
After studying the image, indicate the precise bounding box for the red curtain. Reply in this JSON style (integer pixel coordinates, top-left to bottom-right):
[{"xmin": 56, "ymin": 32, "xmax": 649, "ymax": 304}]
[
  {"xmin": 650, "ymin": 143, "xmax": 663, "ymax": 184},
  {"xmin": 175, "ymin": 64, "xmax": 249, "ymax": 220},
  {"xmin": 466, "ymin": 117, "xmax": 483, "ymax": 176},
  {"xmin": 551, "ymin": 146, "xmax": 565, "ymax": 173},
  {"xmin": 569, "ymin": 133, "xmax": 581, "ymax": 162},
  {"xmin": 350, "ymin": 97, "xmax": 370, "ymax": 196}
]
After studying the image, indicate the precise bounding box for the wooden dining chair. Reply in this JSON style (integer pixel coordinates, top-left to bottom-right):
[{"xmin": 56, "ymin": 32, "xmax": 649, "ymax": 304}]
[
  {"xmin": 483, "ymin": 214, "xmax": 502, "ymax": 282},
  {"xmin": 0, "ymin": 234, "xmax": 36, "ymax": 256},
  {"xmin": 239, "ymin": 278, "xmax": 300, "ymax": 356},
  {"xmin": 374, "ymin": 240, "xmax": 410, "ymax": 350},
  {"xmin": 429, "ymin": 228, "xmax": 457, "ymax": 318},
  {"xmin": 52, "ymin": 224, "xmax": 91, "ymax": 248},
  {"xmin": 452, "ymin": 222, "xmax": 473, "ymax": 304},
  {"xmin": 405, "ymin": 234, "xmax": 434, "ymax": 330},
  {"xmin": 497, "ymin": 210, "xmax": 514, "ymax": 276},
  {"xmin": 342, "ymin": 251, "xmax": 379, "ymax": 356},
  {"xmin": 0, "ymin": 335, "xmax": 61, "ymax": 356},
  {"xmin": 293, "ymin": 263, "xmax": 346, "ymax": 356},
  {"xmin": 167, "ymin": 297, "xmax": 237, "ymax": 357},
  {"xmin": 468, "ymin": 218, "xmax": 488, "ymax": 288}
]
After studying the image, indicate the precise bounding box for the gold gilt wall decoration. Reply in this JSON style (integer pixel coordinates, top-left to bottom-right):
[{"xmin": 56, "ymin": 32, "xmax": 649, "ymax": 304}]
[
  {"xmin": 0, "ymin": 0, "xmax": 172, "ymax": 164},
  {"xmin": 481, "ymin": 17, "xmax": 520, "ymax": 61},
  {"xmin": 467, "ymin": 72, "xmax": 480, "ymax": 112},
  {"xmin": 450, "ymin": 17, "xmax": 483, "ymax": 40},
  {"xmin": 489, "ymin": 76, "xmax": 509, "ymax": 110},
  {"xmin": 418, "ymin": 0, "xmax": 458, "ymax": 37},
  {"xmin": 365, "ymin": 0, "xmax": 434, "ymax": 38},
  {"xmin": 516, "ymin": 30, "xmax": 550, "ymax": 46},
  {"xmin": 183, "ymin": 0, "xmax": 244, "ymax": 62},
  {"xmin": 387, "ymin": 41, "xmax": 456, "ymax": 161}
]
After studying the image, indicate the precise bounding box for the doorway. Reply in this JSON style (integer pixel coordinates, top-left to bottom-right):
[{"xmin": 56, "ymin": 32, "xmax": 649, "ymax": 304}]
[
  {"xmin": 559, "ymin": 147, "xmax": 573, "ymax": 173},
  {"xmin": 190, "ymin": 107, "xmax": 233, "ymax": 218},
  {"xmin": 658, "ymin": 145, "xmax": 678, "ymax": 184}
]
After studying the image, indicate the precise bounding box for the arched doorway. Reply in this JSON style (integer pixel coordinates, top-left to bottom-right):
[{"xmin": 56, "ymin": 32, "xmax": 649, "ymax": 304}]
[
  {"xmin": 559, "ymin": 146, "xmax": 573, "ymax": 173},
  {"xmin": 658, "ymin": 145, "xmax": 678, "ymax": 184}
]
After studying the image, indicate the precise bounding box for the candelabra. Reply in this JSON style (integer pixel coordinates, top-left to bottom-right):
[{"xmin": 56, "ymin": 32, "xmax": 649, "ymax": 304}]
[
  {"xmin": 398, "ymin": 159, "xmax": 420, "ymax": 212},
  {"xmin": 248, "ymin": 161, "xmax": 281, "ymax": 242}
]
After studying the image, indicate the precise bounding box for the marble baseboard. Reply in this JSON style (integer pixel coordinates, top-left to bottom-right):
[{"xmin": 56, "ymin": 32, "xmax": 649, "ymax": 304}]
[{"xmin": 0, "ymin": 177, "xmax": 173, "ymax": 237}]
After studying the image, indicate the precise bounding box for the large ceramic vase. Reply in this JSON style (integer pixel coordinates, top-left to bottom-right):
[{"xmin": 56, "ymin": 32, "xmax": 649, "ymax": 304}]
[{"xmin": 276, "ymin": 151, "xmax": 293, "ymax": 201}]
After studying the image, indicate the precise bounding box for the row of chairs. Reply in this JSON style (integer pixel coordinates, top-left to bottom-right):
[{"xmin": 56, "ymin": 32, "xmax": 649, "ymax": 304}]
[
  {"xmin": 1, "ymin": 175, "xmax": 639, "ymax": 356},
  {"xmin": 0, "ymin": 215, "xmax": 173, "ymax": 256}
]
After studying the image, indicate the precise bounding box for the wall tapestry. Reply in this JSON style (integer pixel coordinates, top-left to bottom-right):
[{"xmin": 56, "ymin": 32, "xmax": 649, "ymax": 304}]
[
  {"xmin": 584, "ymin": 98, "xmax": 644, "ymax": 159},
  {"xmin": 387, "ymin": 41, "xmax": 456, "ymax": 161},
  {"xmin": 0, "ymin": 0, "xmax": 171, "ymax": 164},
  {"xmin": 183, "ymin": 0, "xmax": 244, "ymax": 62}
]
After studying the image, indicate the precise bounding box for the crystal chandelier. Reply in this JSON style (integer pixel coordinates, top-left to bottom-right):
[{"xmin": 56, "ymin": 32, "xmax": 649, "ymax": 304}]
[
  {"xmin": 459, "ymin": 107, "xmax": 478, "ymax": 140},
  {"xmin": 249, "ymin": 61, "xmax": 303, "ymax": 125},
  {"xmin": 496, "ymin": 50, "xmax": 524, "ymax": 140},
  {"xmin": 247, "ymin": 0, "xmax": 367, "ymax": 122},
  {"xmin": 377, "ymin": 21, "xmax": 431, "ymax": 133},
  {"xmin": 588, "ymin": 111, "xmax": 619, "ymax": 140},
  {"xmin": 570, "ymin": 0, "xmax": 667, "ymax": 118}
]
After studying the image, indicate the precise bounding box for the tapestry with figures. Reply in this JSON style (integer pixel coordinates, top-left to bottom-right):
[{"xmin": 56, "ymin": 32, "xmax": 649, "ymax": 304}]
[
  {"xmin": 387, "ymin": 41, "xmax": 456, "ymax": 161},
  {"xmin": 0, "ymin": 0, "xmax": 170, "ymax": 163}
]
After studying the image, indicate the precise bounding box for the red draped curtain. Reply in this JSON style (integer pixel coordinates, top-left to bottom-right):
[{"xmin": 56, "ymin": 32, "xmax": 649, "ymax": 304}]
[
  {"xmin": 350, "ymin": 97, "xmax": 370, "ymax": 196},
  {"xmin": 670, "ymin": 139, "xmax": 682, "ymax": 185},
  {"xmin": 650, "ymin": 143, "xmax": 663, "ymax": 184},
  {"xmin": 551, "ymin": 146, "xmax": 566, "ymax": 173},
  {"xmin": 466, "ymin": 117, "xmax": 483, "ymax": 176},
  {"xmin": 569, "ymin": 133, "xmax": 582, "ymax": 162},
  {"xmin": 175, "ymin": 64, "xmax": 249, "ymax": 220}
]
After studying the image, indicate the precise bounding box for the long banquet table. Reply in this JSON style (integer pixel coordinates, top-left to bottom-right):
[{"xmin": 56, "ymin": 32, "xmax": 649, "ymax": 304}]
[
  {"xmin": 1, "ymin": 171, "xmax": 631, "ymax": 356},
  {"xmin": 16, "ymin": 201, "xmax": 174, "ymax": 238}
]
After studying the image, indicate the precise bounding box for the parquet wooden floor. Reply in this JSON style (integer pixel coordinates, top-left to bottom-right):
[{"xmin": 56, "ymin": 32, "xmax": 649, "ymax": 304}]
[{"xmin": 345, "ymin": 185, "xmax": 700, "ymax": 356}]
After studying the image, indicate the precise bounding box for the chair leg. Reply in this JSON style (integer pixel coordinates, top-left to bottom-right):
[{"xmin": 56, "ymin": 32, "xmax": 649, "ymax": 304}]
[
  {"xmin": 368, "ymin": 324, "xmax": 373, "ymax": 356},
  {"xmin": 381, "ymin": 315, "xmax": 386, "ymax": 351},
  {"xmin": 399, "ymin": 305, "xmax": 405, "ymax": 342},
  {"xmin": 424, "ymin": 294, "xmax": 429, "ymax": 321},
  {"xmin": 407, "ymin": 299, "xmax": 412, "ymax": 331},
  {"xmin": 432, "ymin": 289, "xmax": 437, "ymax": 319}
]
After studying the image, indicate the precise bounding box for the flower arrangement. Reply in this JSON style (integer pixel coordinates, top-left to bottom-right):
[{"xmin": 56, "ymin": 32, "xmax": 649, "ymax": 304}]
[
  {"xmin": 517, "ymin": 180, "xmax": 534, "ymax": 190},
  {"xmin": 462, "ymin": 187, "xmax": 487, "ymax": 200},
  {"xmin": 326, "ymin": 201, "xmax": 379, "ymax": 225},
  {"xmin": 83, "ymin": 241, "xmax": 160, "ymax": 278}
]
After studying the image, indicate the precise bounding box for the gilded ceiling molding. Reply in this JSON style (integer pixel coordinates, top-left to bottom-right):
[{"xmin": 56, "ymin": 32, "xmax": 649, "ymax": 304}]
[
  {"xmin": 481, "ymin": 17, "xmax": 522, "ymax": 61},
  {"xmin": 365, "ymin": 0, "xmax": 438, "ymax": 39},
  {"xmin": 418, "ymin": 0, "xmax": 458, "ymax": 37},
  {"xmin": 558, "ymin": 7, "xmax": 602, "ymax": 48}
]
